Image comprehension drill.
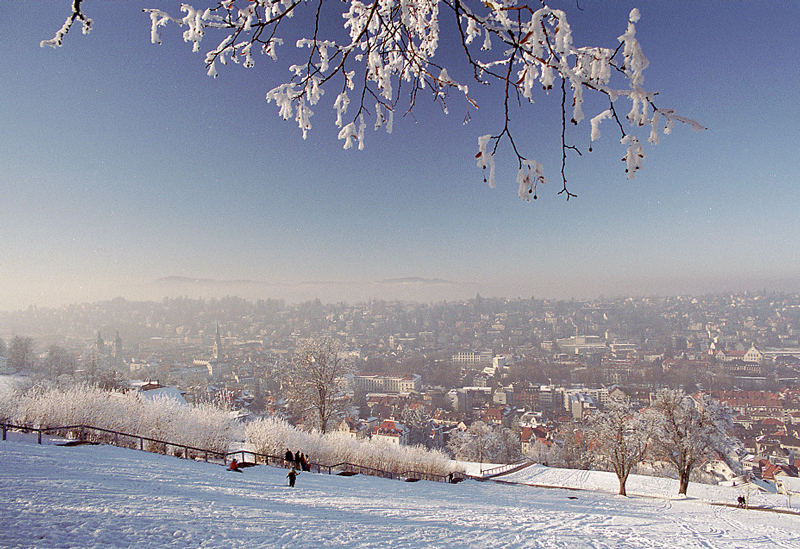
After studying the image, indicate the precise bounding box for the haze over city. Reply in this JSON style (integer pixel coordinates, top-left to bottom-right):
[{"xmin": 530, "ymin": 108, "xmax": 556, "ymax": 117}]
[{"xmin": 1, "ymin": 1, "xmax": 798, "ymax": 311}]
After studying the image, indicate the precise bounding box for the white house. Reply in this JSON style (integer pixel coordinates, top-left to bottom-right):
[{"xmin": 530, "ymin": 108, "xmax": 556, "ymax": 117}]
[{"xmin": 372, "ymin": 418, "xmax": 409, "ymax": 446}]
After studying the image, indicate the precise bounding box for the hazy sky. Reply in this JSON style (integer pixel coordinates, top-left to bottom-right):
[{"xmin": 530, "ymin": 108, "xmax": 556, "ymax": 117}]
[{"xmin": 1, "ymin": 1, "xmax": 798, "ymax": 310}]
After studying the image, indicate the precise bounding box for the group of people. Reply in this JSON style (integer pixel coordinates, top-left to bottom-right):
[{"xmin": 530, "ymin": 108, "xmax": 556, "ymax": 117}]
[
  {"xmin": 284, "ymin": 448, "xmax": 311, "ymax": 472},
  {"xmin": 284, "ymin": 448, "xmax": 311, "ymax": 488},
  {"xmin": 226, "ymin": 448, "xmax": 312, "ymax": 487}
]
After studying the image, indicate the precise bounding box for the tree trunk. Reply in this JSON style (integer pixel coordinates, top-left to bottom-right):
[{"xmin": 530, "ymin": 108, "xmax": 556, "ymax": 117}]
[
  {"xmin": 618, "ymin": 474, "xmax": 628, "ymax": 496},
  {"xmin": 678, "ymin": 471, "xmax": 690, "ymax": 495}
]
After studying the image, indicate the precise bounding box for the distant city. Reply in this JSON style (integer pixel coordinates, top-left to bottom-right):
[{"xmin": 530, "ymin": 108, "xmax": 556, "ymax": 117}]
[{"xmin": 2, "ymin": 292, "xmax": 799, "ymax": 481}]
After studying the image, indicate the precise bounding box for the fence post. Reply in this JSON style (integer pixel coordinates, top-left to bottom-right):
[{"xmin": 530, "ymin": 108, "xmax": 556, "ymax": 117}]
[
  {"xmin": 139, "ymin": 437, "xmax": 143, "ymax": 451},
  {"xmin": 204, "ymin": 450, "xmax": 208, "ymax": 462},
  {"xmin": 115, "ymin": 432, "xmax": 119, "ymax": 446},
  {"xmin": 38, "ymin": 430, "xmax": 42, "ymax": 444},
  {"xmin": 2, "ymin": 424, "xmax": 6, "ymax": 441}
]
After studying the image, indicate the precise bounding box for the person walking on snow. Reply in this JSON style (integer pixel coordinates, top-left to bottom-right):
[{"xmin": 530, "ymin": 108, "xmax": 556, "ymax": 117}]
[
  {"xmin": 287, "ymin": 467, "xmax": 298, "ymax": 488},
  {"xmin": 284, "ymin": 448, "xmax": 294, "ymax": 467}
]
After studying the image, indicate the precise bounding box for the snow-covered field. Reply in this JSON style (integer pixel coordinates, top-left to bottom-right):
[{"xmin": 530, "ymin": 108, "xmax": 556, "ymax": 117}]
[
  {"xmin": 2, "ymin": 433, "xmax": 799, "ymax": 548},
  {"xmin": 503, "ymin": 464, "xmax": 793, "ymax": 509}
]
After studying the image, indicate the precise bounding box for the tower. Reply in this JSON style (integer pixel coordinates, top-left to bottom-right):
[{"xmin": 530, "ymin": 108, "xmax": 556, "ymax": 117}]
[
  {"xmin": 113, "ymin": 331, "xmax": 123, "ymax": 365},
  {"xmin": 213, "ymin": 323, "xmax": 222, "ymax": 360}
]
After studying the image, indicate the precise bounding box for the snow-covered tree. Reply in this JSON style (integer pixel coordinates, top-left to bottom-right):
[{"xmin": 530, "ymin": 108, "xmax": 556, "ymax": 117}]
[
  {"xmin": 588, "ymin": 399, "xmax": 652, "ymax": 496},
  {"xmin": 400, "ymin": 405, "xmax": 433, "ymax": 447},
  {"xmin": 7, "ymin": 336, "xmax": 35, "ymax": 372},
  {"xmin": 553, "ymin": 424, "xmax": 595, "ymax": 470},
  {"xmin": 245, "ymin": 415, "xmax": 455, "ymax": 475},
  {"xmin": 447, "ymin": 420, "xmax": 521, "ymax": 464},
  {"xmin": 43, "ymin": 345, "xmax": 77, "ymax": 378},
  {"xmin": 283, "ymin": 337, "xmax": 352, "ymax": 433},
  {"xmin": 524, "ymin": 437, "xmax": 558, "ymax": 465},
  {"xmin": 42, "ymin": 0, "xmax": 702, "ymax": 200},
  {"xmin": 2, "ymin": 383, "xmax": 237, "ymax": 453},
  {"xmin": 649, "ymin": 389, "xmax": 733, "ymax": 495}
]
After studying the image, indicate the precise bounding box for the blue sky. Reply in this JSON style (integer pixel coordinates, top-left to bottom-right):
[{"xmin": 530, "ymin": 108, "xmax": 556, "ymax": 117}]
[{"xmin": 1, "ymin": 1, "xmax": 798, "ymax": 310}]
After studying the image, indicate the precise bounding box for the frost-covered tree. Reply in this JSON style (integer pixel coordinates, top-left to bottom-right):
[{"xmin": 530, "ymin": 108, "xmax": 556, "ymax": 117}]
[
  {"xmin": 588, "ymin": 399, "xmax": 652, "ymax": 496},
  {"xmin": 400, "ymin": 405, "xmax": 433, "ymax": 447},
  {"xmin": 8, "ymin": 336, "xmax": 35, "ymax": 372},
  {"xmin": 246, "ymin": 415, "xmax": 455, "ymax": 475},
  {"xmin": 2, "ymin": 383, "xmax": 236, "ymax": 453},
  {"xmin": 44, "ymin": 345, "xmax": 77, "ymax": 378},
  {"xmin": 447, "ymin": 420, "xmax": 521, "ymax": 464},
  {"xmin": 649, "ymin": 389, "xmax": 733, "ymax": 496},
  {"xmin": 554, "ymin": 424, "xmax": 595, "ymax": 470},
  {"xmin": 283, "ymin": 336, "xmax": 352, "ymax": 433},
  {"xmin": 43, "ymin": 0, "xmax": 702, "ymax": 200}
]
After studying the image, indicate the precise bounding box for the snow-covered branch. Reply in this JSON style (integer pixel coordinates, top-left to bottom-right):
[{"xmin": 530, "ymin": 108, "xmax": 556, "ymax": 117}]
[
  {"xmin": 40, "ymin": 0, "xmax": 93, "ymax": 48},
  {"xmin": 44, "ymin": 1, "xmax": 704, "ymax": 200}
]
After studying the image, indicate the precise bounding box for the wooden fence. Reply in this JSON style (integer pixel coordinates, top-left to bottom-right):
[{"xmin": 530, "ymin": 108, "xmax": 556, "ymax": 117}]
[
  {"xmin": 477, "ymin": 460, "xmax": 534, "ymax": 479},
  {"xmin": 1, "ymin": 422, "xmax": 454, "ymax": 483}
]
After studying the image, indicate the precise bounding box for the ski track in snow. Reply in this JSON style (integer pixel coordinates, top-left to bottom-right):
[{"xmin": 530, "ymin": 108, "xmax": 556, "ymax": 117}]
[{"xmin": 1, "ymin": 434, "xmax": 799, "ymax": 548}]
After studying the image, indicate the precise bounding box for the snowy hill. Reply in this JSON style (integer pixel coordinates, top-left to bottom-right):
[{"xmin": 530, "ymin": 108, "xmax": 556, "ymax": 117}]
[
  {"xmin": 502, "ymin": 464, "xmax": 788, "ymax": 506},
  {"xmin": 1, "ymin": 434, "xmax": 799, "ymax": 548}
]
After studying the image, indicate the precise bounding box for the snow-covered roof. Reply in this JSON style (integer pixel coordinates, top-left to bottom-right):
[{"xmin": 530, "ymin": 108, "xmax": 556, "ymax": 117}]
[{"xmin": 139, "ymin": 386, "xmax": 187, "ymax": 405}]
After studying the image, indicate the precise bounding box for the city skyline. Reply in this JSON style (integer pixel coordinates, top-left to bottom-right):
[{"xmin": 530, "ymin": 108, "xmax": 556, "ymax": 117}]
[{"xmin": 1, "ymin": 2, "xmax": 798, "ymax": 311}]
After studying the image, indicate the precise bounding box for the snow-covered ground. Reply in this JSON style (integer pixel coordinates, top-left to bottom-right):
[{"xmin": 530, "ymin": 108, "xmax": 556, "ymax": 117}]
[
  {"xmin": 2, "ymin": 433, "xmax": 799, "ymax": 548},
  {"xmin": 503, "ymin": 464, "xmax": 793, "ymax": 509}
]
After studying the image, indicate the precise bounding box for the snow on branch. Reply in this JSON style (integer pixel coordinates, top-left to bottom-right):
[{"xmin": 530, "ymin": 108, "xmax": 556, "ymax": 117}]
[
  {"xmin": 43, "ymin": 1, "xmax": 704, "ymax": 201},
  {"xmin": 40, "ymin": 0, "xmax": 93, "ymax": 48}
]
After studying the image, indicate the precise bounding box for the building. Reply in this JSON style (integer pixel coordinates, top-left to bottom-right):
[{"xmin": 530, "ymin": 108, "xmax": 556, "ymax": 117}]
[
  {"xmin": 556, "ymin": 335, "xmax": 607, "ymax": 356},
  {"xmin": 372, "ymin": 418, "xmax": 409, "ymax": 446},
  {"xmin": 335, "ymin": 417, "xmax": 369, "ymax": 439},
  {"xmin": 349, "ymin": 373, "xmax": 421, "ymax": 394},
  {"xmin": 451, "ymin": 351, "xmax": 493, "ymax": 364}
]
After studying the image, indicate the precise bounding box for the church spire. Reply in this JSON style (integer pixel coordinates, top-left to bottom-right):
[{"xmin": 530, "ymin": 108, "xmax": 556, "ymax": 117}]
[{"xmin": 213, "ymin": 323, "xmax": 222, "ymax": 360}]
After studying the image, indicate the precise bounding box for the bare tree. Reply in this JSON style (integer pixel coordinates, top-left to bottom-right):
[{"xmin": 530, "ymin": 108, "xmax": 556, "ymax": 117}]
[
  {"xmin": 283, "ymin": 337, "xmax": 352, "ymax": 433},
  {"xmin": 649, "ymin": 389, "xmax": 733, "ymax": 495},
  {"xmin": 588, "ymin": 399, "xmax": 652, "ymax": 496},
  {"xmin": 41, "ymin": 1, "xmax": 702, "ymax": 200}
]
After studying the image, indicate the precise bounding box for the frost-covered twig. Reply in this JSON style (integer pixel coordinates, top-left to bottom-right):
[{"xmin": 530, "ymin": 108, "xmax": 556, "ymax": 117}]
[
  {"xmin": 43, "ymin": 1, "xmax": 703, "ymax": 201},
  {"xmin": 40, "ymin": 0, "xmax": 93, "ymax": 48}
]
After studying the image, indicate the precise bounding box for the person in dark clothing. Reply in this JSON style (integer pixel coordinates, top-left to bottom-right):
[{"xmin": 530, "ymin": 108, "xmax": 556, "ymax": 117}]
[
  {"xmin": 294, "ymin": 450, "xmax": 302, "ymax": 465},
  {"xmin": 737, "ymin": 495, "xmax": 746, "ymax": 508},
  {"xmin": 287, "ymin": 467, "xmax": 298, "ymax": 487},
  {"xmin": 300, "ymin": 453, "xmax": 310, "ymax": 472},
  {"xmin": 284, "ymin": 448, "xmax": 294, "ymax": 467}
]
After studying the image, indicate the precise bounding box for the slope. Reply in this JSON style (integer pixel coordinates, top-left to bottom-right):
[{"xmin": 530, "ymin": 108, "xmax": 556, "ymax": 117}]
[{"xmin": 1, "ymin": 434, "xmax": 798, "ymax": 548}]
